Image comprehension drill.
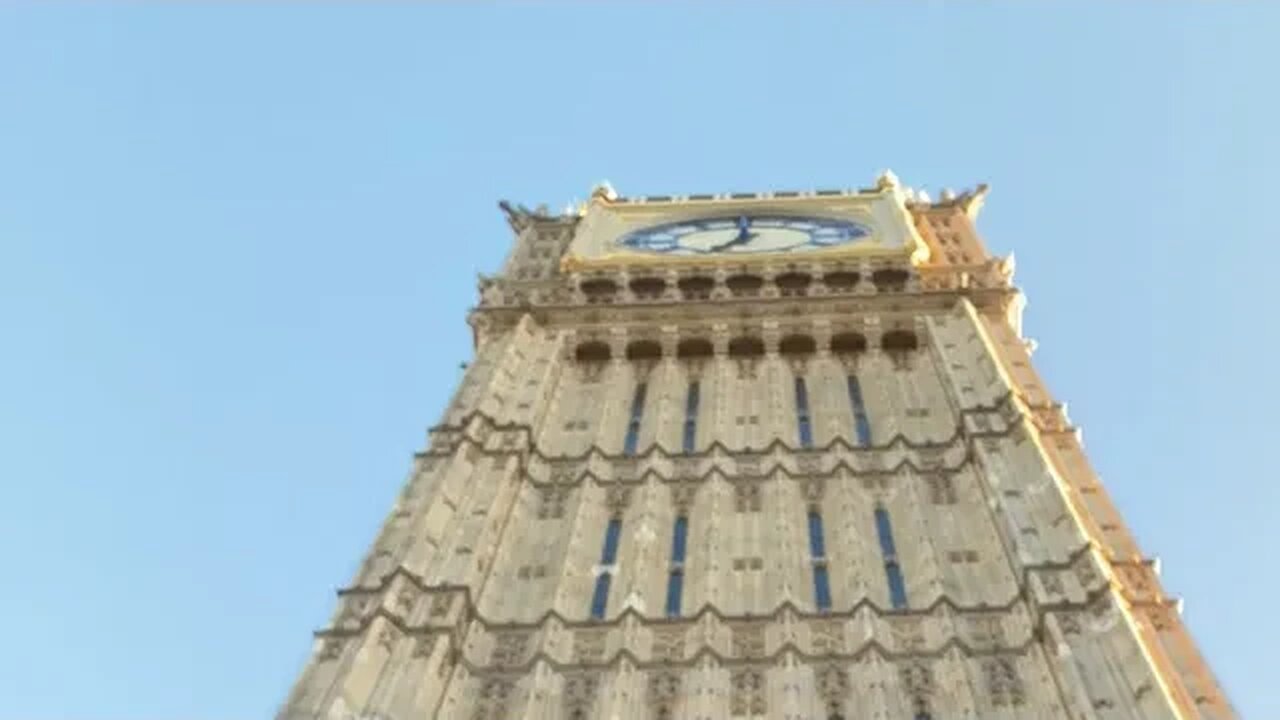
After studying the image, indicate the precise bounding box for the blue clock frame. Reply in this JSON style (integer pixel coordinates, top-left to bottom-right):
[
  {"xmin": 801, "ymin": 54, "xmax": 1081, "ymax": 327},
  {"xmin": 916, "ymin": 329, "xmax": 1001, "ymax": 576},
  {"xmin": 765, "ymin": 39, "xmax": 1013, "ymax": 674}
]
[{"xmin": 616, "ymin": 215, "xmax": 871, "ymax": 255}]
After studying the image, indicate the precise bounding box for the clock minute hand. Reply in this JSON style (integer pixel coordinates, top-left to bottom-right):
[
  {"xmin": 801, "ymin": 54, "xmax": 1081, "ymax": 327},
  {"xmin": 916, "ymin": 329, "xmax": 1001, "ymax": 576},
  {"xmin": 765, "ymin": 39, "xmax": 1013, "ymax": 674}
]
[
  {"xmin": 710, "ymin": 231, "xmax": 756, "ymax": 252},
  {"xmin": 710, "ymin": 216, "xmax": 756, "ymax": 252}
]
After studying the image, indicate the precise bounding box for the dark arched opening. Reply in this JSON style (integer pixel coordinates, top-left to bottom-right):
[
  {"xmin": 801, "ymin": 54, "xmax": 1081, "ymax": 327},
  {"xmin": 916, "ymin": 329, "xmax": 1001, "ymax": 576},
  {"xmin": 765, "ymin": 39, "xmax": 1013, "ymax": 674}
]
[
  {"xmin": 775, "ymin": 271, "xmax": 812, "ymax": 297},
  {"xmin": 830, "ymin": 332, "xmax": 868, "ymax": 355},
  {"xmin": 727, "ymin": 336, "xmax": 765, "ymax": 358},
  {"xmin": 629, "ymin": 276, "xmax": 666, "ymax": 300},
  {"xmin": 626, "ymin": 339, "xmax": 663, "ymax": 361},
  {"xmin": 580, "ymin": 278, "xmax": 619, "ymax": 303},
  {"xmin": 881, "ymin": 330, "xmax": 919, "ymax": 352},
  {"xmin": 677, "ymin": 338, "xmax": 714, "ymax": 360},
  {"xmin": 677, "ymin": 276, "xmax": 715, "ymax": 300},
  {"xmin": 823, "ymin": 270, "xmax": 860, "ymax": 292},
  {"xmin": 871, "ymin": 268, "xmax": 909, "ymax": 293},
  {"xmin": 779, "ymin": 334, "xmax": 817, "ymax": 356},
  {"xmin": 575, "ymin": 341, "xmax": 612, "ymax": 362},
  {"xmin": 725, "ymin": 273, "xmax": 764, "ymax": 297}
]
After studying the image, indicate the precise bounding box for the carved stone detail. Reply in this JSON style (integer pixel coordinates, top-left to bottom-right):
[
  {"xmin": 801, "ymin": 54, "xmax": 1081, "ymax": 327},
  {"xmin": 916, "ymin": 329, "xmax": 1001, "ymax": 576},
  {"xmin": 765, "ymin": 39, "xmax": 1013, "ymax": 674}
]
[
  {"xmin": 605, "ymin": 486, "xmax": 633, "ymax": 513},
  {"xmin": 471, "ymin": 678, "xmax": 514, "ymax": 720},
  {"xmin": 648, "ymin": 672, "xmax": 681, "ymax": 720},
  {"xmin": 730, "ymin": 669, "xmax": 767, "ymax": 715},
  {"xmin": 734, "ymin": 482, "xmax": 763, "ymax": 513},
  {"xmin": 562, "ymin": 673, "xmax": 600, "ymax": 718},
  {"xmin": 412, "ymin": 633, "xmax": 437, "ymax": 658},
  {"xmin": 652, "ymin": 627, "xmax": 686, "ymax": 662},
  {"xmin": 318, "ymin": 638, "xmax": 344, "ymax": 661},
  {"xmin": 731, "ymin": 623, "xmax": 767, "ymax": 658},
  {"xmin": 490, "ymin": 631, "xmax": 530, "ymax": 667},
  {"xmin": 574, "ymin": 629, "xmax": 607, "ymax": 663},
  {"xmin": 984, "ymin": 656, "xmax": 1026, "ymax": 707},
  {"xmin": 810, "ymin": 619, "xmax": 844, "ymax": 654},
  {"xmin": 668, "ymin": 481, "xmax": 699, "ymax": 513}
]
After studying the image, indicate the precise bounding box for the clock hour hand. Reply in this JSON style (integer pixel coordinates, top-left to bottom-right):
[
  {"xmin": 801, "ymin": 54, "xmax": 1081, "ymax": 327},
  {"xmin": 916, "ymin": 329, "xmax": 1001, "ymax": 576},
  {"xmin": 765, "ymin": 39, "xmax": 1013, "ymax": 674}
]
[{"xmin": 711, "ymin": 216, "xmax": 756, "ymax": 252}]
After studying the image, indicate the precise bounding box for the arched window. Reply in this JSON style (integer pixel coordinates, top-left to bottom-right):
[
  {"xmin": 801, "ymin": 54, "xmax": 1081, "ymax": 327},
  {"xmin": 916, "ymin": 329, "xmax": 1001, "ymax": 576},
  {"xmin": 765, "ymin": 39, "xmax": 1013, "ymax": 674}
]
[
  {"xmin": 726, "ymin": 273, "xmax": 764, "ymax": 297},
  {"xmin": 775, "ymin": 271, "xmax": 812, "ymax": 297},
  {"xmin": 875, "ymin": 506, "xmax": 909, "ymax": 610},
  {"xmin": 870, "ymin": 268, "xmax": 909, "ymax": 292},
  {"xmin": 580, "ymin": 277, "xmax": 619, "ymax": 303},
  {"xmin": 779, "ymin": 334, "xmax": 817, "ymax": 356},
  {"xmin": 676, "ymin": 338, "xmax": 714, "ymax": 360},
  {"xmin": 881, "ymin": 330, "xmax": 919, "ymax": 352},
  {"xmin": 677, "ymin": 275, "xmax": 714, "ymax": 300},
  {"xmin": 823, "ymin": 270, "xmax": 859, "ymax": 292},
  {"xmin": 628, "ymin": 276, "xmax": 666, "ymax": 300},
  {"xmin": 808, "ymin": 508, "xmax": 831, "ymax": 611},
  {"xmin": 625, "ymin": 339, "xmax": 662, "ymax": 361},
  {"xmin": 574, "ymin": 341, "xmax": 611, "ymax": 363},
  {"xmin": 830, "ymin": 332, "xmax": 868, "ymax": 355},
  {"xmin": 728, "ymin": 336, "xmax": 765, "ymax": 358}
]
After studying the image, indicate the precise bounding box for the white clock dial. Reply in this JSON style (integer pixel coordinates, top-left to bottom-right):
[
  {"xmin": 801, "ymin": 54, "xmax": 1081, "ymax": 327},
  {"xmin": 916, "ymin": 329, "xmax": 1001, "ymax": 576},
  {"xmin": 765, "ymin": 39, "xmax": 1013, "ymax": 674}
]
[{"xmin": 618, "ymin": 215, "xmax": 870, "ymax": 256}]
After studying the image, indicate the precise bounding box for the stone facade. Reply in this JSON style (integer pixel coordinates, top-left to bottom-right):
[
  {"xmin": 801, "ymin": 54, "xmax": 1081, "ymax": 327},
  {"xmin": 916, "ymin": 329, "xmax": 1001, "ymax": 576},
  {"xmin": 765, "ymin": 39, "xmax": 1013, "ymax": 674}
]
[{"xmin": 279, "ymin": 174, "xmax": 1235, "ymax": 719}]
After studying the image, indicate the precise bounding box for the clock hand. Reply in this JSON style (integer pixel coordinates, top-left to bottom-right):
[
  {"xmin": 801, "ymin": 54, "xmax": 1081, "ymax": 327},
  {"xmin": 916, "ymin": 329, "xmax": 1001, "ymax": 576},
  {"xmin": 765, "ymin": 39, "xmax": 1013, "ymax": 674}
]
[
  {"xmin": 710, "ymin": 231, "xmax": 757, "ymax": 252},
  {"xmin": 710, "ymin": 216, "xmax": 756, "ymax": 252}
]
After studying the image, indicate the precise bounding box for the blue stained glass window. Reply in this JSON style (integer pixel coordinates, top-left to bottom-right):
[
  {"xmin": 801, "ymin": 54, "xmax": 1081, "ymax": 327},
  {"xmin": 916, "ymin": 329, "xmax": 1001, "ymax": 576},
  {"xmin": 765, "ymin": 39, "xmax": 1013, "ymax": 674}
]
[
  {"xmin": 794, "ymin": 376, "xmax": 810, "ymax": 411},
  {"xmin": 590, "ymin": 572, "xmax": 612, "ymax": 619},
  {"xmin": 624, "ymin": 382, "xmax": 647, "ymax": 456},
  {"xmin": 685, "ymin": 381, "xmax": 701, "ymax": 415},
  {"xmin": 808, "ymin": 511, "xmax": 826, "ymax": 558},
  {"xmin": 671, "ymin": 516, "xmax": 688, "ymax": 563},
  {"xmin": 630, "ymin": 382, "xmax": 649, "ymax": 418},
  {"xmin": 847, "ymin": 376, "xmax": 872, "ymax": 446},
  {"xmin": 623, "ymin": 416, "xmax": 641, "ymax": 455},
  {"xmin": 846, "ymin": 374, "xmax": 865, "ymax": 405},
  {"xmin": 795, "ymin": 377, "xmax": 813, "ymax": 449},
  {"xmin": 601, "ymin": 518, "xmax": 622, "ymax": 564},
  {"xmin": 813, "ymin": 564, "xmax": 832, "ymax": 612},
  {"xmin": 665, "ymin": 569, "xmax": 684, "ymax": 617},
  {"xmin": 886, "ymin": 561, "xmax": 908, "ymax": 609},
  {"xmin": 624, "ymin": 424, "xmax": 640, "ymax": 456},
  {"xmin": 874, "ymin": 507, "xmax": 897, "ymax": 559},
  {"xmin": 799, "ymin": 417, "xmax": 813, "ymax": 448},
  {"xmin": 682, "ymin": 381, "xmax": 700, "ymax": 454},
  {"xmin": 854, "ymin": 415, "xmax": 872, "ymax": 447}
]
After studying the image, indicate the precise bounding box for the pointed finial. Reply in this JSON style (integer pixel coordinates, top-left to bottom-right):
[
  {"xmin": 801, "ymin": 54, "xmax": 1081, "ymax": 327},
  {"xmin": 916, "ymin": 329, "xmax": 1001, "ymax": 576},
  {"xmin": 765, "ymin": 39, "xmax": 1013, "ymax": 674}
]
[
  {"xmin": 940, "ymin": 188, "xmax": 956, "ymax": 201},
  {"xmin": 591, "ymin": 181, "xmax": 618, "ymax": 201},
  {"xmin": 497, "ymin": 200, "xmax": 533, "ymax": 232},
  {"xmin": 960, "ymin": 183, "xmax": 990, "ymax": 220},
  {"xmin": 622, "ymin": 588, "xmax": 646, "ymax": 614},
  {"xmin": 876, "ymin": 169, "xmax": 900, "ymax": 190}
]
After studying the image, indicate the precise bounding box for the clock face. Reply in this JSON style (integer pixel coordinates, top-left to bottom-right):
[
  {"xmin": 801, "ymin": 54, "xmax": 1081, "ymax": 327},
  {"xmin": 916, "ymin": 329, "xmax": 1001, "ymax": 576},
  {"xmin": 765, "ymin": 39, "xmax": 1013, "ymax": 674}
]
[{"xmin": 617, "ymin": 215, "xmax": 871, "ymax": 256}]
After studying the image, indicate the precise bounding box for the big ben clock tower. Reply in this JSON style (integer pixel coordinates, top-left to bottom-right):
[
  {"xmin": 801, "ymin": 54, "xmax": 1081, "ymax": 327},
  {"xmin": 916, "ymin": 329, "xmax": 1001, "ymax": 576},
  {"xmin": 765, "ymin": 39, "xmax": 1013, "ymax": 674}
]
[{"xmin": 279, "ymin": 172, "xmax": 1235, "ymax": 720}]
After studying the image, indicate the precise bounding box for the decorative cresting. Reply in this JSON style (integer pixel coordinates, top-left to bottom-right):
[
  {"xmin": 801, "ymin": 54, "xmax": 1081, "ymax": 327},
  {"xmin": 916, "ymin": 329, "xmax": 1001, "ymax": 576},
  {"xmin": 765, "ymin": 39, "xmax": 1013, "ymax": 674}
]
[
  {"xmin": 417, "ymin": 394, "xmax": 1022, "ymax": 492},
  {"xmin": 317, "ymin": 543, "xmax": 1139, "ymax": 672},
  {"xmin": 561, "ymin": 171, "xmax": 931, "ymax": 273}
]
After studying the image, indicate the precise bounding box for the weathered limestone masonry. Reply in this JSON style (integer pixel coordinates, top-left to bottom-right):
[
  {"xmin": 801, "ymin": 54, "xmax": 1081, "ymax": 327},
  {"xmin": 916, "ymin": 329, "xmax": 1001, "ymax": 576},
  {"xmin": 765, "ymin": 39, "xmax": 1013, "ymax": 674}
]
[{"xmin": 279, "ymin": 173, "xmax": 1234, "ymax": 720}]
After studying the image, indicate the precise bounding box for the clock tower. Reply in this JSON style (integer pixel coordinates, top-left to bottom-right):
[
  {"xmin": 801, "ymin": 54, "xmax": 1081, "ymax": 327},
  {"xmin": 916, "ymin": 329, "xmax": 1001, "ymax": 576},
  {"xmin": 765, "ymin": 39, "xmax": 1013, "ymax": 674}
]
[{"xmin": 279, "ymin": 173, "xmax": 1235, "ymax": 720}]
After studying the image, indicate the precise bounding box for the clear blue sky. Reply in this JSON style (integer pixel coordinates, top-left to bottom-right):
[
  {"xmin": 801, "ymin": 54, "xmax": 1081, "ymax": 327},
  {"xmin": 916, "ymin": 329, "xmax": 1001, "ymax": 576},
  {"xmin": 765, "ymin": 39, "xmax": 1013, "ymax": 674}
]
[{"xmin": 1, "ymin": 4, "xmax": 1276, "ymax": 719}]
